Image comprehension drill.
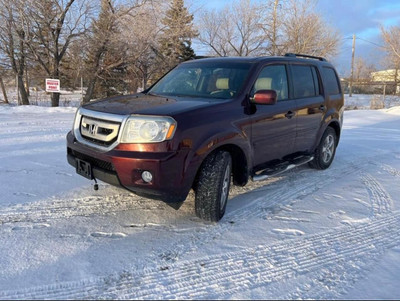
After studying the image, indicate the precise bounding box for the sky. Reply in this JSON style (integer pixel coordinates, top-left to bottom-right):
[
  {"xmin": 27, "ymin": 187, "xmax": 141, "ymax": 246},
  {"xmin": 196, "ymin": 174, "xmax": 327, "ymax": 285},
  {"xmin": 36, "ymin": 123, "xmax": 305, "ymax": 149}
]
[{"xmin": 189, "ymin": 0, "xmax": 400, "ymax": 76}]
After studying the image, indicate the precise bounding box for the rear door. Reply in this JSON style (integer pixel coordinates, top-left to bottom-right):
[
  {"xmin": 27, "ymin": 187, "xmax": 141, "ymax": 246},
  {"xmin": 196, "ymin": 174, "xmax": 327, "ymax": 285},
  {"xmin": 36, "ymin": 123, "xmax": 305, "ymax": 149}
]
[
  {"xmin": 290, "ymin": 64, "xmax": 325, "ymax": 153},
  {"xmin": 249, "ymin": 64, "xmax": 297, "ymax": 167}
]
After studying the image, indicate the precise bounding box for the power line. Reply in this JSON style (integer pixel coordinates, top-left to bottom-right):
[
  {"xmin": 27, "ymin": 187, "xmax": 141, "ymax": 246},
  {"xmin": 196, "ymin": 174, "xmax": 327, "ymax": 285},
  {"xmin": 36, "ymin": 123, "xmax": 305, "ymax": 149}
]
[
  {"xmin": 342, "ymin": 36, "xmax": 385, "ymax": 48},
  {"xmin": 355, "ymin": 37, "xmax": 385, "ymax": 48}
]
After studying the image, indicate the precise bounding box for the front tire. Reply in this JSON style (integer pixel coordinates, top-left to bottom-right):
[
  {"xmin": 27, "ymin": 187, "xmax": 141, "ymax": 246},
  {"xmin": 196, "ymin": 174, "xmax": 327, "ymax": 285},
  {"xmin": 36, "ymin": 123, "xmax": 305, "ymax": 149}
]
[
  {"xmin": 309, "ymin": 127, "xmax": 337, "ymax": 170},
  {"xmin": 195, "ymin": 151, "xmax": 232, "ymax": 222}
]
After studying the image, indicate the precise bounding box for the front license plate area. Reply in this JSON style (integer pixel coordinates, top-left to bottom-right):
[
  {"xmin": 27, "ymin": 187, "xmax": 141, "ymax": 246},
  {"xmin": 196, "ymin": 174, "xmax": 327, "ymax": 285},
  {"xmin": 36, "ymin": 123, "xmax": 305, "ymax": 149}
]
[{"xmin": 76, "ymin": 159, "xmax": 93, "ymax": 180}]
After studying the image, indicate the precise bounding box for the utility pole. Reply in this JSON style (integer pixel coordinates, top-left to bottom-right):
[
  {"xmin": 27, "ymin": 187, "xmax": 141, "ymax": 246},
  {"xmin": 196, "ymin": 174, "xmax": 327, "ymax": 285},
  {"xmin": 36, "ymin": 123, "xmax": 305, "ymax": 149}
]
[
  {"xmin": 272, "ymin": 0, "xmax": 279, "ymax": 56},
  {"xmin": 349, "ymin": 34, "xmax": 356, "ymax": 97}
]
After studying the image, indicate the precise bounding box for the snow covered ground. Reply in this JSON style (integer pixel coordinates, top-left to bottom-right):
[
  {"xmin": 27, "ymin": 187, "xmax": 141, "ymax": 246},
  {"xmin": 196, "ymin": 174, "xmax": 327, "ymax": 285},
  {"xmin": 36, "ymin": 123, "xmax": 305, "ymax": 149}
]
[{"xmin": 0, "ymin": 97, "xmax": 400, "ymax": 299}]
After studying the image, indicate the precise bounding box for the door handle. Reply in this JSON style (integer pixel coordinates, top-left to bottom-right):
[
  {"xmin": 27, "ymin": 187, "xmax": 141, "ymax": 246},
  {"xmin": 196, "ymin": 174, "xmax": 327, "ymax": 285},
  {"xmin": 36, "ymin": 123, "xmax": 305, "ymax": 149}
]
[{"xmin": 285, "ymin": 111, "xmax": 295, "ymax": 119}]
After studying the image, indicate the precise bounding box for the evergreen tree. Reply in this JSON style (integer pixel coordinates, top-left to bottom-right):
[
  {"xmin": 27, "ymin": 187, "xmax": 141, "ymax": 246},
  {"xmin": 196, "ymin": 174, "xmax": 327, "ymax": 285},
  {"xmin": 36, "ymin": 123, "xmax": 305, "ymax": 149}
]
[
  {"xmin": 82, "ymin": 0, "xmax": 118, "ymax": 103},
  {"xmin": 158, "ymin": 0, "xmax": 197, "ymax": 73}
]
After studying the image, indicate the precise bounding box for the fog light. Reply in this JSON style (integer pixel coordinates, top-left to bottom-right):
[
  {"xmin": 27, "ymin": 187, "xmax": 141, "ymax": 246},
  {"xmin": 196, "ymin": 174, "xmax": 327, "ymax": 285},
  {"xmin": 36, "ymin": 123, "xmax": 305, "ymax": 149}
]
[{"xmin": 141, "ymin": 171, "xmax": 153, "ymax": 183}]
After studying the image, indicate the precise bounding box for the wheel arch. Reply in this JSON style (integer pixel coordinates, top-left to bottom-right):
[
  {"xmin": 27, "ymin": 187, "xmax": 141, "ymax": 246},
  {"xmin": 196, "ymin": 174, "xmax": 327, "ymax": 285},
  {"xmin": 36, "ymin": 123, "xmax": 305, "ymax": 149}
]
[
  {"xmin": 192, "ymin": 143, "xmax": 249, "ymax": 191},
  {"xmin": 314, "ymin": 118, "xmax": 341, "ymax": 151},
  {"xmin": 219, "ymin": 144, "xmax": 249, "ymax": 187},
  {"xmin": 327, "ymin": 120, "xmax": 341, "ymax": 145}
]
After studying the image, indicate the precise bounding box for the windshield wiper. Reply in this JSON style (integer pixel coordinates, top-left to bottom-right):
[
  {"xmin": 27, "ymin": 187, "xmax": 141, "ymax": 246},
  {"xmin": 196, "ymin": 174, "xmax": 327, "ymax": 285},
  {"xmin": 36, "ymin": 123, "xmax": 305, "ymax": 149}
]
[{"xmin": 145, "ymin": 91, "xmax": 159, "ymax": 96}]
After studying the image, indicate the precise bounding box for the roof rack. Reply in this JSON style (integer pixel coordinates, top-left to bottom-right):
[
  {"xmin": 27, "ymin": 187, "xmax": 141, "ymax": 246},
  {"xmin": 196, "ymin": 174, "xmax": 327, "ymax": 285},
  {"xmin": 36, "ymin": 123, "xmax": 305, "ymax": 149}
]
[
  {"xmin": 284, "ymin": 53, "xmax": 327, "ymax": 61},
  {"xmin": 194, "ymin": 55, "xmax": 215, "ymax": 60}
]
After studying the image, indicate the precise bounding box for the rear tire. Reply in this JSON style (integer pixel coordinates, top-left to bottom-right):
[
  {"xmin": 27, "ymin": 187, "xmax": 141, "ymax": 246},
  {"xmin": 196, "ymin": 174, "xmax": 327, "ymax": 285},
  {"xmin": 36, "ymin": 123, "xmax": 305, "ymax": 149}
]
[
  {"xmin": 309, "ymin": 127, "xmax": 337, "ymax": 170},
  {"xmin": 195, "ymin": 151, "xmax": 232, "ymax": 222}
]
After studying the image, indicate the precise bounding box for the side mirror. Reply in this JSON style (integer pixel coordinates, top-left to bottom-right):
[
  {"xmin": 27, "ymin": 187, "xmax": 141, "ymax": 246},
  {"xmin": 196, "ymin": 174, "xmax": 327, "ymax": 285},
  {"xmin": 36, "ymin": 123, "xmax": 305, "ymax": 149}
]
[{"xmin": 251, "ymin": 89, "xmax": 277, "ymax": 105}]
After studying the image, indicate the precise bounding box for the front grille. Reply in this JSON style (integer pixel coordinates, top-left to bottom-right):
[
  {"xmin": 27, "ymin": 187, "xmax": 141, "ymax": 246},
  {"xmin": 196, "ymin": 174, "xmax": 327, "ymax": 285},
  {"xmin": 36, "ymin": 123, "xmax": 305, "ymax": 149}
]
[
  {"xmin": 80, "ymin": 116, "xmax": 120, "ymax": 146},
  {"xmin": 69, "ymin": 149, "xmax": 115, "ymax": 172},
  {"xmin": 79, "ymin": 136, "xmax": 116, "ymax": 148}
]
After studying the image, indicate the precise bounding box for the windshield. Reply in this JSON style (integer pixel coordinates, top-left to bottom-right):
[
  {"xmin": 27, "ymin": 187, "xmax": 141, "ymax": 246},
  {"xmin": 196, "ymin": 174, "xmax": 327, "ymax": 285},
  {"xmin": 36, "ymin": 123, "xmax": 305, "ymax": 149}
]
[{"xmin": 148, "ymin": 61, "xmax": 251, "ymax": 100}]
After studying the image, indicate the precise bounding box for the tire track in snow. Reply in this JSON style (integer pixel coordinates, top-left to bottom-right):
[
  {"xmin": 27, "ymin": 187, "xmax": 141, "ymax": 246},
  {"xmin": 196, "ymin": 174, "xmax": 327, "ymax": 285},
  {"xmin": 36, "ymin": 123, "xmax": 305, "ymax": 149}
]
[
  {"xmin": 0, "ymin": 193, "xmax": 163, "ymax": 225},
  {"xmin": 279, "ymin": 170, "xmax": 396, "ymax": 299},
  {"xmin": 151, "ymin": 159, "xmax": 363, "ymax": 263},
  {"xmin": 361, "ymin": 172, "xmax": 393, "ymax": 216},
  {"xmin": 0, "ymin": 155, "xmax": 381, "ymax": 229},
  {"xmin": 381, "ymin": 163, "xmax": 400, "ymax": 178},
  {"xmin": 0, "ymin": 152, "xmax": 396, "ymax": 299},
  {"xmin": 0, "ymin": 156, "xmax": 360, "ymax": 228},
  {"xmin": 1, "ymin": 212, "xmax": 399, "ymax": 300}
]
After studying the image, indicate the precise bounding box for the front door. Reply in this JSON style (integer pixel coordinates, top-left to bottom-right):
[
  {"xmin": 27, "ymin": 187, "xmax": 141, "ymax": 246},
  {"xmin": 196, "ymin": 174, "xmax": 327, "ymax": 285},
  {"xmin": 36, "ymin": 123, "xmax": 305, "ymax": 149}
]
[{"xmin": 249, "ymin": 64, "xmax": 297, "ymax": 167}]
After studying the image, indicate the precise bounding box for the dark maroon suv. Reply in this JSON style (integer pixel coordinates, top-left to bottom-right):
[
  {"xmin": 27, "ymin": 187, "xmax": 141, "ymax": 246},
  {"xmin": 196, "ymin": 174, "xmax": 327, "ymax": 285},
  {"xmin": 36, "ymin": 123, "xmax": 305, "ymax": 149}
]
[{"xmin": 67, "ymin": 53, "xmax": 344, "ymax": 221}]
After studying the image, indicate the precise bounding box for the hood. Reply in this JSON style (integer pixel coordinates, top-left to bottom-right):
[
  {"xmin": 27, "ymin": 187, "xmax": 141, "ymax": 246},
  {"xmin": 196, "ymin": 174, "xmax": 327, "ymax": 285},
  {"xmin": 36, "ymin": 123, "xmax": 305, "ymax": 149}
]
[{"xmin": 82, "ymin": 93, "xmax": 215, "ymax": 116}]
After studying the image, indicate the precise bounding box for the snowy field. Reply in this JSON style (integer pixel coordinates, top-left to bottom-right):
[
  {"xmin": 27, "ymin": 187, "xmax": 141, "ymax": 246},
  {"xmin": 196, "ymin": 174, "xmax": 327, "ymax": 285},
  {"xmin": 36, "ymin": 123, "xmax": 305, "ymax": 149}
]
[{"xmin": 0, "ymin": 96, "xmax": 400, "ymax": 299}]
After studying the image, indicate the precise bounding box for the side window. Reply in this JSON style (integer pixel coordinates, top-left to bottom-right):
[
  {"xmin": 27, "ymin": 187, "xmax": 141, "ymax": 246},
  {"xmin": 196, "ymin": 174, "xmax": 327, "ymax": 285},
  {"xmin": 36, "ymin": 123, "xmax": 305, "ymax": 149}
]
[
  {"xmin": 322, "ymin": 67, "xmax": 341, "ymax": 95},
  {"xmin": 311, "ymin": 66, "xmax": 321, "ymax": 95},
  {"xmin": 292, "ymin": 65, "xmax": 318, "ymax": 98},
  {"xmin": 252, "ymin": 65, "xmax": 288, "ymax": 101}
]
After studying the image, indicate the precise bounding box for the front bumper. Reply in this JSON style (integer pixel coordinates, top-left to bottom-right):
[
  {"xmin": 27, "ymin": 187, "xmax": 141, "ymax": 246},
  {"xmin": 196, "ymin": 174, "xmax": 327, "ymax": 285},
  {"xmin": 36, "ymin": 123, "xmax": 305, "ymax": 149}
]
[{"xmin": 66, "ymin": 131, "xmax": 194, "ymax": 203}]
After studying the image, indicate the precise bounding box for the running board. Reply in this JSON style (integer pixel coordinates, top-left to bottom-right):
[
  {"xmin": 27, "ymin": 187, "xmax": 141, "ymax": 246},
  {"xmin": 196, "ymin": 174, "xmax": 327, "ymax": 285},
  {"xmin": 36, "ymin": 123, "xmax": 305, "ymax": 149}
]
[{"xmin": 251, "ymin": 156, "xmax": 314, "ymax": 182}]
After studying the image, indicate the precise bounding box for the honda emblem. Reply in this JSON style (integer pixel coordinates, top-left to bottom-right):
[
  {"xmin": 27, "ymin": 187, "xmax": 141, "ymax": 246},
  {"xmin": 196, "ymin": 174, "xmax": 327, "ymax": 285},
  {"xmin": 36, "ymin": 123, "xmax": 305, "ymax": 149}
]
[{"xmin": 89, "ymin": 123, "xmax": 98, "ymax": 135}]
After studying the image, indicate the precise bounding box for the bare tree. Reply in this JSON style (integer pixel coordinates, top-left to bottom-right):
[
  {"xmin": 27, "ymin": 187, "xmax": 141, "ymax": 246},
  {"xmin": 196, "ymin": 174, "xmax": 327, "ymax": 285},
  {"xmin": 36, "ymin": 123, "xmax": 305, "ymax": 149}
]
[
  {"xmin": 0, "ymin": 0, "xmax": 30, "ymax": 105},
  {"xmin": 354, "ymin": 57, "xmax": 376, "ymax": 82},
  {"xmin": 62, "ymin": 38, "xmax": 86, "ymax": 89},
  {"xmin": 118, "ymin": 1, "xmax": 165, "ymax": 91},
  {"xmin": 24, "ymin": 0, "xmax": 91, "ymax": 106},
  {"xmin": 196, "ymin": 10, "xmax": 229, "ymax": 56},
  {"xmin": 280, "ymin": 0, "xmax": 340, "ymax": 58},
  {"xmin": 261, "ymin": 0, "xmax": 285, "ymax": 56},
  {"xmin": 197, "ymin": 0, "xmax": 340, "ymax": 59},
  {"xmin": 197, "ymin": 0, "xmax": 265, "ymax": 57},
  {"xmin": 0, "ymin": 67, "xmax": 9, "ymax": 103},
  {"xmin": 380, "ymin": 25, "xmax": 400, "ymax": 95},
  {"xmin": 381, "ymin": 25, "xmax": 400, "ymax": 66}
]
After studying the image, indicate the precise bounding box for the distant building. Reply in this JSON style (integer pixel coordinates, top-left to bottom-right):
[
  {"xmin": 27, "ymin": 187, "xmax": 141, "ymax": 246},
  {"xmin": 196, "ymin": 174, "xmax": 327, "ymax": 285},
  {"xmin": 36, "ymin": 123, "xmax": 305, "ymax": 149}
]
[
  {"xmin": 371, "ymin": 69, "xmax": 399, "ymax": 82},
  {"xmin": 371, "ymin": 69, "xmax": 400, "ymax": 94}
]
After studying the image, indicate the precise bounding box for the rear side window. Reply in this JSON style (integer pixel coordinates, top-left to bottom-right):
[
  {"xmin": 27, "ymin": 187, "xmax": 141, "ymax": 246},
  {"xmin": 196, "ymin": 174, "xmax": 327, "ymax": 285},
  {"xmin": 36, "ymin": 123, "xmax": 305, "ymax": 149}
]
[
  {"xmin": 292, "ymin": 65, "xmax": 320, "ymax": 98},
  {"xmin": 322, "ymin": 67, "xmax": 340, "ymax": 95}
]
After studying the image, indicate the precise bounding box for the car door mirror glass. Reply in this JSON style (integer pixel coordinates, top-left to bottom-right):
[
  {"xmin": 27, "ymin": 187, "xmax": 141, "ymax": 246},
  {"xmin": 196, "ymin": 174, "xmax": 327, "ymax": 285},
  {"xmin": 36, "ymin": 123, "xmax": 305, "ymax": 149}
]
[{"xmin": 251, "ymin": 89, "xmax": 277, "ymax": 105}]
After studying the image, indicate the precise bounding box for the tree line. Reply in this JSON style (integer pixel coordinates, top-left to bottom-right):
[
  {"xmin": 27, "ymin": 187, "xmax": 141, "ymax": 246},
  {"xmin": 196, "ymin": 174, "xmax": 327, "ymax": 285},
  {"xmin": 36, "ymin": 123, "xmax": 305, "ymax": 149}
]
[{"xmin": 0, "ymin": 0, "xmax": 398, "ymax": 106}]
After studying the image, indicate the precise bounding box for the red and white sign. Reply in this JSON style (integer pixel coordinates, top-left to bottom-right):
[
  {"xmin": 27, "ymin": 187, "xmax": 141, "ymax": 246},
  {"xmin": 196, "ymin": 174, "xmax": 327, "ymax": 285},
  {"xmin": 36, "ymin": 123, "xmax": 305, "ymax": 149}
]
[{"xmin": 45, "ymin": 79, "xmax": 60, "ymax": 93}]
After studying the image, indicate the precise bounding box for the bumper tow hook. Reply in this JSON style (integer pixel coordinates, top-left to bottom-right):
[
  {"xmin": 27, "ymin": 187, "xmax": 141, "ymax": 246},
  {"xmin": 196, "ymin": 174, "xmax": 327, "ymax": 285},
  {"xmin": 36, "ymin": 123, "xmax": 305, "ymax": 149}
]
[{"xmin": 93, "ymin": 178, "xmax": 99, "ymax": 191}]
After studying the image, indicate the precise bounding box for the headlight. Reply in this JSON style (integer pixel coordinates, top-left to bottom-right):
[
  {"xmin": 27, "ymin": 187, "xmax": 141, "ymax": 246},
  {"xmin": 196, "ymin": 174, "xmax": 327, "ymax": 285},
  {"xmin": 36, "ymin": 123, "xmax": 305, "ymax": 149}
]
[{"xmin": 121, "ymin": 115, "xmax": 177, "ymax": 143}]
